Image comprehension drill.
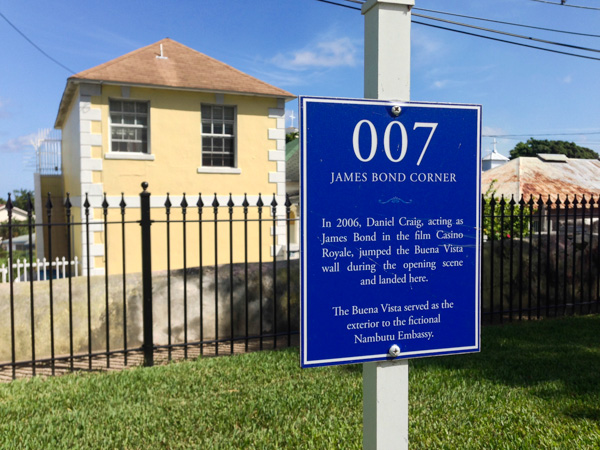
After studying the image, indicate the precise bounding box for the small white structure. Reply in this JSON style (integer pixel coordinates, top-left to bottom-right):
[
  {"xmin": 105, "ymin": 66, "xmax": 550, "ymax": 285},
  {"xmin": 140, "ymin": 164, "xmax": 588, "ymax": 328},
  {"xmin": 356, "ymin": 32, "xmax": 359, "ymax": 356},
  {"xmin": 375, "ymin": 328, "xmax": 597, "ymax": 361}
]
[
  {"xmin": 0, "ymin": 256, "xmax": 79, "ymax": 283},
  {"xmin": 482, "ymin": 139, "xmax": 509, "ymax": 171}
]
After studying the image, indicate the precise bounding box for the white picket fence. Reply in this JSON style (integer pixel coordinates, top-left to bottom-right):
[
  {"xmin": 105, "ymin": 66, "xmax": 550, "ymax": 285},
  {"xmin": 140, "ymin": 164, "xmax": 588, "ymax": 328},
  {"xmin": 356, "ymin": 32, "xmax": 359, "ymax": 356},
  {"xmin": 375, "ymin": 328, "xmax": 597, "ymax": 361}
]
[{"xmin": 0, "ymin": 257, "xmax": 79, "ymax": 283}]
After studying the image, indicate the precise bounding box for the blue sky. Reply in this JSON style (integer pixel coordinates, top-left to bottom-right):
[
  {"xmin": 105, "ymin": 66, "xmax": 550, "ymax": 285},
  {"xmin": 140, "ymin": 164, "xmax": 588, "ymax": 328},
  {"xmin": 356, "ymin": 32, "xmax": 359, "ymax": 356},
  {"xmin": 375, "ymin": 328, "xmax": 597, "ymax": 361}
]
[{"xmin": 1, "ymin": 0, "xmax": 599, "ymax": 197}]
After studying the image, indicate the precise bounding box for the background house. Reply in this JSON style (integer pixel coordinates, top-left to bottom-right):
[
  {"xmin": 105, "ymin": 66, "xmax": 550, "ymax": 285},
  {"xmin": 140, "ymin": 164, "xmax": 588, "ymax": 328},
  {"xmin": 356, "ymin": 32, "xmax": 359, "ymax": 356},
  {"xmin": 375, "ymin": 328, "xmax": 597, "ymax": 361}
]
[
  {"xmin": 35, "ymin": 38, "xmax": 294, "ymax": 275},
  {"xmin": 482, "ymin": 154, "xmax": 600, "ymax": 198},
  {"xmin": 0, "ymin": 205, "xmax": 32, "ymax": 257},
  {"xmin": 0, "ymin": 234, "xmax": 35, "ymax": 252},
  {"xmin": 482, "ymin": 154, "xmax": 600, "ymax": 234},
  {"xmin": 0, "ymin": 205, "xmax": 29, "ymax": 223}
]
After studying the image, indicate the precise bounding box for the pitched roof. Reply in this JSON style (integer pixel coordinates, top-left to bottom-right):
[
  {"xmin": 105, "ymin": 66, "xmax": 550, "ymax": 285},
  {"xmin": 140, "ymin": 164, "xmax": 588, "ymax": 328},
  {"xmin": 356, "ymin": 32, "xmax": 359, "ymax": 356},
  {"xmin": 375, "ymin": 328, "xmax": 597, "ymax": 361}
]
[
  {"xmin": 0, "ymin": 204, "xmax": 31, "ymax": 222},
  {"xmin": 482, "ymin": 149, "xmax": 509, "ymax": 162},
  {"xmin": 482, "ymin": 155, "xmax": 600, "ymax": 199},
  {"xmin": 286, "ymin": 138, "xmax": 299, "ymax": 182},
  {"xmin": 56, "ymin": 38, "xmax": 294, "ymax": 127}
]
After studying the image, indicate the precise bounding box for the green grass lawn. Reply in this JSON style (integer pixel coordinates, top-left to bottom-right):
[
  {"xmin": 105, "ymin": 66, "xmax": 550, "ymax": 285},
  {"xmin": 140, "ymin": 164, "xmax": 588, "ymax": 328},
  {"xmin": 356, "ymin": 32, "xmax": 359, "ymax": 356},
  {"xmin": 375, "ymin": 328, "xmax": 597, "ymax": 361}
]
[{"xmin": 1, "ymin": 315, "xmax": 599, "ymax": 449}]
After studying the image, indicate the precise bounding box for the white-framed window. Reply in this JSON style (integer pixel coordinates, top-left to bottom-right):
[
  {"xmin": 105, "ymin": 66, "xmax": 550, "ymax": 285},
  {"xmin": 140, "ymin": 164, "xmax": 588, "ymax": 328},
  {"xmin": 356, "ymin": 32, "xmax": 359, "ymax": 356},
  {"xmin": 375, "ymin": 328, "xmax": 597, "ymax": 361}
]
[
  {"xmin": 201, "ymin": 104, "xmax": 236, "ymax": 167},
  {"xmin": 110, "ymin": 100, "xmax": 149, "ymax": 153}
]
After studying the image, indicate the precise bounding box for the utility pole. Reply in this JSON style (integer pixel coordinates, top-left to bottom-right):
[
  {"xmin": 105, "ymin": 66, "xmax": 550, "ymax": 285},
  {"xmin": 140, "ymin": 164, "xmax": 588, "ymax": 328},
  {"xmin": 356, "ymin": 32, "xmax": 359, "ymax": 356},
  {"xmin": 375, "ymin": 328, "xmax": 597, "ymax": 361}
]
[{"xmin": 361, "ymin": 1, "xmax": 414, "ymax": 449}]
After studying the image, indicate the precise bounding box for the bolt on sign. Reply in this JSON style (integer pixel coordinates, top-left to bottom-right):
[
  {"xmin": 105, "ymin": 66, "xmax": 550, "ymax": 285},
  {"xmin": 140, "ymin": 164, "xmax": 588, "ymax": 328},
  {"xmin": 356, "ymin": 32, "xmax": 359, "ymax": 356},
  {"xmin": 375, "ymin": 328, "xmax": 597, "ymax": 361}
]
[{"xmin": 300, "ymin": 96, "xmax": 482, "ymax": 368}]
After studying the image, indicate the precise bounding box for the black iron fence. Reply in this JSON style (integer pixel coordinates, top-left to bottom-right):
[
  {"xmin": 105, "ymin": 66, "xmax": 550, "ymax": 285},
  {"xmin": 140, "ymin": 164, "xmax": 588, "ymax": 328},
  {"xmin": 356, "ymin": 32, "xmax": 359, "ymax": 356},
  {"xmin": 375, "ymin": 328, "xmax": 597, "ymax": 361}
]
[
  {"xmin": 1, "ymin": 186, "xmax": 600, "ymax": 380},
  {"xmin": 0, "ymin": 183, "xmax": 299, "ymax": 380},
  {"xmin": 482, "ymin": 193, "xmax": 600, "ymax": 323}
]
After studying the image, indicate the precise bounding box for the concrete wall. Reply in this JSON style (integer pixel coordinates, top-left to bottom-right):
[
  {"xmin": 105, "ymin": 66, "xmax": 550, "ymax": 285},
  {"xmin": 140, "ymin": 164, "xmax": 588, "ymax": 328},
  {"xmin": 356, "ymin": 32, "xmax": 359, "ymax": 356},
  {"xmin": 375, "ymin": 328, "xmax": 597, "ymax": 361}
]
[
  {"xmin": 0, "ymin": 260, "xmax": 299, "ymax": 364},
  {"xmin": 481, "ymin": 235, "xmax": 600, "ymax": 319}
]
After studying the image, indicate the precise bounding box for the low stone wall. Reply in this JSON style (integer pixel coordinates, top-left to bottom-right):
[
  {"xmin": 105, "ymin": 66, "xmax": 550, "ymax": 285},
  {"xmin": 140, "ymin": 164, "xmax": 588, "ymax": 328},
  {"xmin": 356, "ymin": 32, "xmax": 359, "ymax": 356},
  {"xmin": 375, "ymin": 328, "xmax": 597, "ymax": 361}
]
[
  {"xmin": 481, "ymin": 235, "xmax": 600, "ymax": 317},
  {"xmin": 0, "ymin": 260, "xmax": 300, "ymax": 364}
]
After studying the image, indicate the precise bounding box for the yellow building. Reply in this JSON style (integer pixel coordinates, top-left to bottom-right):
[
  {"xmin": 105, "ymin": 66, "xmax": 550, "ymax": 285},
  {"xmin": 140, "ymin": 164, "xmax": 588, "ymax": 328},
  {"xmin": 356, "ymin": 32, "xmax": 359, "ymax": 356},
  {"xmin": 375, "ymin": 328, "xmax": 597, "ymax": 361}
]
[{"xmin": 36, "ymin": 38, "xmax": 294, "ymax": 275}]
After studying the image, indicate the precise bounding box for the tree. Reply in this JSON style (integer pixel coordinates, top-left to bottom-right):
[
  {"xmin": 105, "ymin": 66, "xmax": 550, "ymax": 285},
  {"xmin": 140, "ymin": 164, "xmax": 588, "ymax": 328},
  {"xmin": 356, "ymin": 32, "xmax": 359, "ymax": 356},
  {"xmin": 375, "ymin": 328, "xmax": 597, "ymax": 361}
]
[
  {"xmin": 286, "ymin": 132, "xmax": 298, "ymax": 143},
  {"xmin": 483, "ymin": 180, "xmax": 532, "ymax": 240},
  {"xmin": 5, "ymin": 189, "xmax": 35, "ymax": 213},
  {"xmin": 0, "ymin": 220, "xmax": 29, "ymax": 240},
  {"xmin": 0, "ymin": 189, "xmax": 33, "ymax": 240},
  {"xmin": 509, "ymin": 138, "xmax": 599, "ymax": 160}
]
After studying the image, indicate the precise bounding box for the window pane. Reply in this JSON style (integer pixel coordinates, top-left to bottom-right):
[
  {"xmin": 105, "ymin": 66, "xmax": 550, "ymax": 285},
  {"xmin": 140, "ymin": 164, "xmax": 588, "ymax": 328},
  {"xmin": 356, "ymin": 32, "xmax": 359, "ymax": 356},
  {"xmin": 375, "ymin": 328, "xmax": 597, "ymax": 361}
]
[
  {"xmin": 213, "ymin": 106, "xmax": 223, "ymax": 120},
  {"xmin": 225, "ymin": 138, "xmax": 234, "ymax": 153},
  {"xmin": 201, "ymin": 104, "xmax": 235, "ymax": 167},
  {"xmin": 213, "ymin": 155, "xmax": 223, "ymax": 167},
  {"xmin": 214, "ymin": 138, "xmax": 224, "ymax": 152},
  {"xmin": 110, "ymin": 100, "xmax": 149, "ymax": 153}
]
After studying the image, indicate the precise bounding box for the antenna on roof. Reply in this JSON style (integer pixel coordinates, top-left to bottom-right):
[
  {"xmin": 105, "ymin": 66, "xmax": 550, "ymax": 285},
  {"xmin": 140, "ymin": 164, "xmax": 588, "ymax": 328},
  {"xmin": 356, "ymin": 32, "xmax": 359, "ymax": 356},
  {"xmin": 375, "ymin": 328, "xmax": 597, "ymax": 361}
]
[{"xmin": 156, "ymin": 44, "xmax": 168, "ymax": 60}]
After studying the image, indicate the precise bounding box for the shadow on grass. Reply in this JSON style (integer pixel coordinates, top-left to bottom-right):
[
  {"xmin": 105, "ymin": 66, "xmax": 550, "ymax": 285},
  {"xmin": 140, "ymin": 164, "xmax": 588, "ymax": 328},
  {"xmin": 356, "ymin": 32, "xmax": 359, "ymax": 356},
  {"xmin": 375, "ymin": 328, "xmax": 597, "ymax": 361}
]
[
  {"xmin": 412, "ymin": 315, "xmax": 600, "ymax": 401},
  {"xmin": 565, "ymin": 405, "xmax": 600, "ymax": 422}
]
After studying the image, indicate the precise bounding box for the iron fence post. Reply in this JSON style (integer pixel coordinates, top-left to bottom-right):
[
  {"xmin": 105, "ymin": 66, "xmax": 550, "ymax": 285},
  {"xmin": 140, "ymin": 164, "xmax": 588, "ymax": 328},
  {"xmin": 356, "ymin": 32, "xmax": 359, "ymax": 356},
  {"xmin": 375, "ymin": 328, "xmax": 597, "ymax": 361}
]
[{"xmin": 140, "ymin": 182, "xmax": 154, "ymax": 366}]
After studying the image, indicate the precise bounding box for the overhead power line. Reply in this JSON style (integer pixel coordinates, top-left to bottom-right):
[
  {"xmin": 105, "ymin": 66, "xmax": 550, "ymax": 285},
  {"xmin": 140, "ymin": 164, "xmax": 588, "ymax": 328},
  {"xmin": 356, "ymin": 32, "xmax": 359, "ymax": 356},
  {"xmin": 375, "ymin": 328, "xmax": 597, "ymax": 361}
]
[
  {"xmin": 413, "ymin": 12, "xmax": 600, "ymax": 54},
  {"xmin": 341, "ymin": 0, "xmax": 600, "ymax": 38},
  {"xmin": 317, "ymin": 0, "xmax": 359, "ymax": 11},
  {"xmin": 0, "ymin": 11, "xmax": 75, "ymax": 74},
  {"xmin": 530, "ymin": 0, "xmax": 600, "ymax": 11},
  {"xmin": 485, "ymin": 138, "xmax": 600, "ymax": 146},
  {"xmin": 413, "ymin": 19, "xmax": 600, "ymax": 61},
  {"xmin": 344, "ymin": 0, "xmax": 600, "ymax": 13},
  {"xmin": 319, "ymin": 0, "xmax": 600, "ymax": 62},
  {"xmin": 413, "ymin": 6, "xmax": 600, "ymax": 38},
  {"xmin": 484, "ymin": 132, "xmax": 600, "ymax": 138}
]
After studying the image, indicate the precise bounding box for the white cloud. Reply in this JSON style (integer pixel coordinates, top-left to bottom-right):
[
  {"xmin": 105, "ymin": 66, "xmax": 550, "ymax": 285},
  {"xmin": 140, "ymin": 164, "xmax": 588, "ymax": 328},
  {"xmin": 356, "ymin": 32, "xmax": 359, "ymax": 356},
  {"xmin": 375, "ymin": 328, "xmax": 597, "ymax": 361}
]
[
  {"xmin": 563, "ymin": 75, "xmax": 573, "ymax": 84},
  {"xmin": 482, "ymin": 126, "xmax": 506, "ymax": 136},
  {"xmin": 412, "ymin": 30, "xmax": 443, "ymax": 58},
  {"xmin": 272, "ymin": 37, "xmax": 358, "ymax": 70},
  {"xmin": 247, "ymin": 66, "xmax": 315, "ymax": 88},
  {"xmin": 411, "ymin": 28, "xmax": 446, "ymax": 69},
  {"xmin": 0, "ymin": 134, "xmax": 36, "ymax": 154}
]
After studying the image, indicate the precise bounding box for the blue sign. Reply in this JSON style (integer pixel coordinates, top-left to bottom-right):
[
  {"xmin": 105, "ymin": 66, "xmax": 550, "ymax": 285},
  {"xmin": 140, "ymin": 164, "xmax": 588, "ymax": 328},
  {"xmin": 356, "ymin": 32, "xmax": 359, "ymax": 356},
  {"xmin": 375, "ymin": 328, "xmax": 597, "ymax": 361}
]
[{"xmin": 300, "ymin": 96, "xmax": 482, "ymax": 368}]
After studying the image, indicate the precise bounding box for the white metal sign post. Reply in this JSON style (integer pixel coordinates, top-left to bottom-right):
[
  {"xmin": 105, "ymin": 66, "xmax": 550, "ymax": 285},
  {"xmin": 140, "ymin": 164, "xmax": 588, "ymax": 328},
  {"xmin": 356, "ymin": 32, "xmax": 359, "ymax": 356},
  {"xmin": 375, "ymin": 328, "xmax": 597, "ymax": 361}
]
[
  {"xmin": 363, "ymin": 1, "xmax": 413, "ymax": 449},
  {"xmin": 300, "ymin": 97, "xmax": 481, "ymax": 446}
]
